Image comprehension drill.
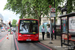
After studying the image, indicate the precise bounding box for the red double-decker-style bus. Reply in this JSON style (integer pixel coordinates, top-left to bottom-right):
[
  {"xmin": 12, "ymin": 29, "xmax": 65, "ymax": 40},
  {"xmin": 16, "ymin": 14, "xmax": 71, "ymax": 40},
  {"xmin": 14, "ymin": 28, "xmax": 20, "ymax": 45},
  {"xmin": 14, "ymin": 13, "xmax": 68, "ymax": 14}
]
[{"xmin": 15, "ymin": 19, "xmax": 39, "ymax": 41}]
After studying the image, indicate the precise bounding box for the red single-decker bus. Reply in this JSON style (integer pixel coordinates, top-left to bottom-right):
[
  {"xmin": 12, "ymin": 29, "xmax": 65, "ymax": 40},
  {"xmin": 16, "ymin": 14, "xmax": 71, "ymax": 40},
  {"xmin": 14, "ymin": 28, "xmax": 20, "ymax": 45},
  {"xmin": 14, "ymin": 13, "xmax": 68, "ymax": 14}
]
[{"xmin": 15, "ymin": 19, "xmax": 39, "ymax": 41}]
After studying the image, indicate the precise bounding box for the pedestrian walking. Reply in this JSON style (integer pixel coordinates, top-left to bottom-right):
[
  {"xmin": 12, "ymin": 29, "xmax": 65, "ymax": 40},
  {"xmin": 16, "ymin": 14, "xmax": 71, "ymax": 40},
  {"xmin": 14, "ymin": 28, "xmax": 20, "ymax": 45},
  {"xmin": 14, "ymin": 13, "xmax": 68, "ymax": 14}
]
[
  {"xmin": 41, "ymin": 26, "xmax": 46, "ymax": 40},
  {"xmin": 48, "ymin": 26, "xmax": 53, "ymax": 40}
]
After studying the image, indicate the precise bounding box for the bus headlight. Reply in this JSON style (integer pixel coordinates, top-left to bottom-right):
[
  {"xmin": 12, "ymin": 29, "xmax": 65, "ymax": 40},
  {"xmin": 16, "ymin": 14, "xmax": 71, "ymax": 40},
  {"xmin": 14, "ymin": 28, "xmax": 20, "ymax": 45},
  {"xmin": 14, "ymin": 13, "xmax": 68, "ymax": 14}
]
[{"xmin": 19, "ymin": 35, "xmax": 22, "ymax": 36}]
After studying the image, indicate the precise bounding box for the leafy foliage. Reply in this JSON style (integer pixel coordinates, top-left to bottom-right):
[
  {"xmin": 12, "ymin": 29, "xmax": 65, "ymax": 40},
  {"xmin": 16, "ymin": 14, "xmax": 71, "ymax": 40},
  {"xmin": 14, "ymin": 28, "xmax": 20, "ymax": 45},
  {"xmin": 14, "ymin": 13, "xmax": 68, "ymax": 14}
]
[
  {"xmin": 12, "ymin": 19, "xmax": 17, "ymax": 27},
  {"xmin": 57, "ymin": 0, "xmax": 75, "ymax": 14},
  {"xmin": 4, "ymin": 0, "xmax": 64, "ymax": 24},
  {"xmin": 67, "ymin": 0, "xmax": 75, "ymax": 13}
]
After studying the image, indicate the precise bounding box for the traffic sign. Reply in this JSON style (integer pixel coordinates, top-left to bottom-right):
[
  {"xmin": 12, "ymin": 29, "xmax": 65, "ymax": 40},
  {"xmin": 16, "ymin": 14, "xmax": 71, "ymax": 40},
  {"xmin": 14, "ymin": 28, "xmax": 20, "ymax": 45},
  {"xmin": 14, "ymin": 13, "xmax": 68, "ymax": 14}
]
[
  {"xmin": 9, "ymin": 21, "xmax": 12, "ymax": 27},
  {"xmin": 51, "ymin": 8, "xmax": 56, "ymax": 13},
  {"xmin": 49, "ymin": 5, "xmax": 51, "ymax": 8},
  {"xmin": 51, "ymin": 13, "xmax": 56, "ymax": 17},
  {"xmin": 50, "ymin": 8, "xmax": 56, "ymax": 17}
]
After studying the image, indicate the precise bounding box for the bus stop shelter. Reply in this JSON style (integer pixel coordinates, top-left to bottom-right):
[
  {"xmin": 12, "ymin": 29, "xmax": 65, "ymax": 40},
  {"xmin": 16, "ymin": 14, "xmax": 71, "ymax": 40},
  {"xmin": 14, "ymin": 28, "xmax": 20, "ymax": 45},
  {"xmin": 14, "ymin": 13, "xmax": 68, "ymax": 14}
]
[{"xmin": 59, "ymin": 12, "xmax": 75, "ymax": 50}]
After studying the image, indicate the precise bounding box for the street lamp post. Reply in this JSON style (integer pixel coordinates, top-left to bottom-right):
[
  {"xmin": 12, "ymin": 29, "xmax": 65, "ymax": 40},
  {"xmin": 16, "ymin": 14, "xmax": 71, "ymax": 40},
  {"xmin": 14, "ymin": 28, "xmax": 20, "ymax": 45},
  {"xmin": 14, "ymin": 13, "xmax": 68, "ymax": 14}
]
[
  {"xmin": 58, "ymin": 1, "xmax": 67, "ymax": 46},
  {"xmin": 58, "ymin": 1, "xmax": 67, "ymax": 14},
  {"xmin": 49, "ymin": 0, "xmax": 56, "ymax": 44}
]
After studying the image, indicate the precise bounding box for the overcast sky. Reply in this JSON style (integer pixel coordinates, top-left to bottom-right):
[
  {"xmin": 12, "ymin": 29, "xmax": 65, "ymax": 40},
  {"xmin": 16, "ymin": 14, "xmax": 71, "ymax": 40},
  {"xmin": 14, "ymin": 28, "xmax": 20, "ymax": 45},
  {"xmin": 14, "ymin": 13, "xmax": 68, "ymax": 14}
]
[{"xmin": 0, "ymin": 0, "xmax": 20, "ymax": 23}]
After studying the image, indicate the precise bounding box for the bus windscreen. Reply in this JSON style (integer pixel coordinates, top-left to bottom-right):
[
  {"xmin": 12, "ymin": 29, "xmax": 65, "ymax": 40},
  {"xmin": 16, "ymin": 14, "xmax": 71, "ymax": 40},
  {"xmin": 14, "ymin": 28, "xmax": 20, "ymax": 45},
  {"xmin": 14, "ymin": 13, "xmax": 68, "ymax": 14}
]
[{"xmin": 19, "ymin": 20, "xmax": 38, "ymax": 34}]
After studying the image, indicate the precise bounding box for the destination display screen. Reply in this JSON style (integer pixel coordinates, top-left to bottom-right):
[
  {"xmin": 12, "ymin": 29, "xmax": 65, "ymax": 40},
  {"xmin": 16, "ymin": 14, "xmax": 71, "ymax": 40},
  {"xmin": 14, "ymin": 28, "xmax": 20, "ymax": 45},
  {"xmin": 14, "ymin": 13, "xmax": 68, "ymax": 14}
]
[{"xmin": 23, "ymin": 20, "xmax": 36, "ymax": 23}]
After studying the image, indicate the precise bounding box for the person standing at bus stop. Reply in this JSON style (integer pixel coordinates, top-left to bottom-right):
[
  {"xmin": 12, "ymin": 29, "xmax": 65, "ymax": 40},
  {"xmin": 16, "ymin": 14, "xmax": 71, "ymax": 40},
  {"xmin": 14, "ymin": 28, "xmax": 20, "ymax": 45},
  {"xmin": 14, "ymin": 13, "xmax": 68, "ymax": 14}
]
[
  {"xmin": 48, "ymin": 26, "xmax": 53, "ymax": 40},
  {"xmin": 41, "ymin": 26, "xmax": 46, "ymax": 40}
]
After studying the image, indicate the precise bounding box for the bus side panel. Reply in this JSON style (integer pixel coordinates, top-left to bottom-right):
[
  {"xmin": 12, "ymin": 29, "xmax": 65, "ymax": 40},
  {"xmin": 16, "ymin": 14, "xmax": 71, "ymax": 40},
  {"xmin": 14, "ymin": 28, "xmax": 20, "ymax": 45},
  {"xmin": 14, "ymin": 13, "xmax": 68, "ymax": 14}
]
[{"xmin": 38, "ymin": 20, "xmax": 39, "ymax": 41}]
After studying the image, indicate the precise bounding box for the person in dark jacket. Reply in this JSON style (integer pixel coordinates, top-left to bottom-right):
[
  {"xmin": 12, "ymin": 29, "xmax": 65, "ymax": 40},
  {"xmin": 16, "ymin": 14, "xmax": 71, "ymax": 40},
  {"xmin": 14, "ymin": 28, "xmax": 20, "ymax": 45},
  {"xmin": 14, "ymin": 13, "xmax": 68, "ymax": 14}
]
[{"xmin": 41, "ymin": 26, "xmax": 46, "ymax": 40}]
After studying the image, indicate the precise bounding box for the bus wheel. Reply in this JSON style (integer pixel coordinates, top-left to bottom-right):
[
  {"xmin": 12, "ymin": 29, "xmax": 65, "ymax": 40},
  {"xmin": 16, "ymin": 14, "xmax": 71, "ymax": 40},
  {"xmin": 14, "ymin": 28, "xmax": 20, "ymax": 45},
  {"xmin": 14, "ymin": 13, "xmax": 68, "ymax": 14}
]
[
  {"xmin": 18, "ymin": 41, "xmax": 21, "ymax": 43},
  {"xmin": 37, "ymin": 40, "xmax": 40, "ymax": 42}
]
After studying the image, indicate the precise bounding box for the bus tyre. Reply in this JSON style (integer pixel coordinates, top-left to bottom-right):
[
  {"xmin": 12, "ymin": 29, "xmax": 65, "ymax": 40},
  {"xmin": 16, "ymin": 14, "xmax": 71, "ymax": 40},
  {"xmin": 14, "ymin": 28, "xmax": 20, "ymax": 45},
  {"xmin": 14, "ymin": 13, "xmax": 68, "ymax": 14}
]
[
  {"xmin": 37, "ymin": 40, "xmax": 40, "ymax": 42},
  {"xmin": 35, "ymin": 40, "xmax": 40, "ymax": 42},
  {"xmin": 18, "ymin": 41, "xmax": 21, "ymax": 43}
]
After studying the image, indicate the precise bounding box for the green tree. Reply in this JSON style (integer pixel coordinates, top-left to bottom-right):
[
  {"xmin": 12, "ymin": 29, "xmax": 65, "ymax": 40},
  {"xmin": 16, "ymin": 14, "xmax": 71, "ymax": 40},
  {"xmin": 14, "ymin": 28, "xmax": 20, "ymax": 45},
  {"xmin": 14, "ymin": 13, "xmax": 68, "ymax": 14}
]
[
  {"xmin": 4, "ymin": 0, "xmax": 64, "ymax": 24},
  {"xmin": 67, "ymin": 0, "xmax": 75, "ymax": 13},
  {"xmin": 58, "ymin": 0, "xmax": 75, "ymax": 14},
  {"xmin": 12, "ymin": 19, "xmax": 17, "ymax": 27}
]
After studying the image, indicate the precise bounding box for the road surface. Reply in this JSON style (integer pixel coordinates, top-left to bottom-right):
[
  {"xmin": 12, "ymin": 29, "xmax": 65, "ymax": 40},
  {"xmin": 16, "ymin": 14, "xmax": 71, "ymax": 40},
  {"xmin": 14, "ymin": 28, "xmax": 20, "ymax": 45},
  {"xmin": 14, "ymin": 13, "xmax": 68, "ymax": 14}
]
[{"xmin": 14, "ymin": 35, "xmax": 52, "ymax": 50}]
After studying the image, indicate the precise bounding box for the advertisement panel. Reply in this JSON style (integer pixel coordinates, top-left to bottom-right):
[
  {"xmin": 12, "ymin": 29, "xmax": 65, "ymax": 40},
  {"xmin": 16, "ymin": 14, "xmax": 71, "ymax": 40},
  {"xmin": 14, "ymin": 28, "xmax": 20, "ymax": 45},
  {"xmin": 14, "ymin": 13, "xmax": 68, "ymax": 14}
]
[
  {"xmin": 62, "ymin": 19, "xmax": 67, "ymax": 33},
  {"xmin": 69, "ymin": 16, "xmax": 75, "ymax": 32}
]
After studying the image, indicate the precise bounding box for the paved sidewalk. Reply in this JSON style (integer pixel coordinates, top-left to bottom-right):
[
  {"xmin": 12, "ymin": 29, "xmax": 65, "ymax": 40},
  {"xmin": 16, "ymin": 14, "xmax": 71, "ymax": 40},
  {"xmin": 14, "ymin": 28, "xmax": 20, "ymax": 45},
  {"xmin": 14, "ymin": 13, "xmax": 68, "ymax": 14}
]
[
  {"xmin": 39, "ymin": 33, "xmax": 68, "ymax": 50},
  {"xmin": 0, "ymin": 34, "xmax": 15, "ymax": 50}
]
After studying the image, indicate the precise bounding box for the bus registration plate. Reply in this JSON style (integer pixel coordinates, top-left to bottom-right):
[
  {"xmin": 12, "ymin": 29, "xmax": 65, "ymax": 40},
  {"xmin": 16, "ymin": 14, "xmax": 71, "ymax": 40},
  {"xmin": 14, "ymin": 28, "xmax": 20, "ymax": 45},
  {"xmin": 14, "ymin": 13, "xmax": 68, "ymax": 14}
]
[{"xmin": 26, "ymin": 39, "xmax": 31, "ymax": 41}]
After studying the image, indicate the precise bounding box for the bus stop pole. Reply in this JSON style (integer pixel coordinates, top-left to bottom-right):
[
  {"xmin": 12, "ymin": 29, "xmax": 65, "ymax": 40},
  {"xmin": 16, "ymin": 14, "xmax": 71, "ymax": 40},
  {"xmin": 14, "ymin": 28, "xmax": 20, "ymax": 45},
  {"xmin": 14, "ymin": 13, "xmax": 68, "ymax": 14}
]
[
  {"xmin": 49, "ymin": 9, "xmax": 53, "ymax": 44},
  {"xmin": 49, "ymin": 18, "xmax": 53, "ymax": 44}
]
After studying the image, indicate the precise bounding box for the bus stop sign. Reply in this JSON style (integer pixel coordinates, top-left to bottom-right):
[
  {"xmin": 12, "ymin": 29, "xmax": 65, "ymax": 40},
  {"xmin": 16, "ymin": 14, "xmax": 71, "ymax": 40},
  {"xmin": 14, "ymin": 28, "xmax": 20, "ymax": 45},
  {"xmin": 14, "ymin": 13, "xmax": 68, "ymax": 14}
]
[
  {"xmin": 51, "ymin": 8, "xmax": 56, "ymax": 13},
  {"xmin": 50, "ymin": 8, "xmax": 56, "ymax": 17}
]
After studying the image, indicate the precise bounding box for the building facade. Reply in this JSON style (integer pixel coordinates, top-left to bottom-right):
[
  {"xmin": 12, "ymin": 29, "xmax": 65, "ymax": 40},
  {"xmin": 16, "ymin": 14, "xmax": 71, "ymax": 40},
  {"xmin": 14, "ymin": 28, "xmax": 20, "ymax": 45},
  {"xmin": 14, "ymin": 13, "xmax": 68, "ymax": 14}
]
[{"xmin": 0, "ymin": 14, "xmax": 3, "ymax": 27}]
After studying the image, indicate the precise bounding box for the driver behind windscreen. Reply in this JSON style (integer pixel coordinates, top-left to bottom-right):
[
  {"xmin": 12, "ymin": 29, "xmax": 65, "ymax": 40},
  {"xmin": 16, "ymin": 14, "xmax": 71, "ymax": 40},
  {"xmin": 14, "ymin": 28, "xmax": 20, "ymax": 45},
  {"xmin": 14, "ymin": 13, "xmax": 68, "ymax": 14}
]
[
  {"xmin": 20, "ymin": 23, "xmax": 29, "ymax": 33},
  {"xmin": 22, "ymin": 25, "xmax": 28, "ymax": 33}
]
